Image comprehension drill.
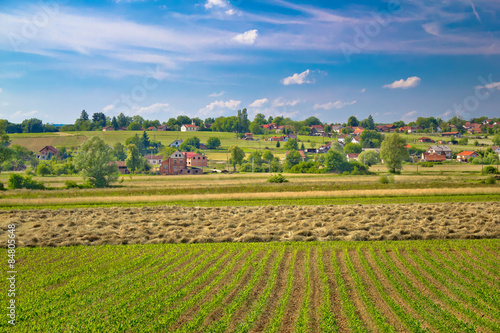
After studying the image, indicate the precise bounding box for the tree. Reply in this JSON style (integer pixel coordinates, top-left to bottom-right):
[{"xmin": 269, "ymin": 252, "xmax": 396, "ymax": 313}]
[
  {"xmin": 111, "ymin": 116, "xmax": 119, "ymax": 130},
  {"xmin": 262, "ymin": 150, "xmax": 274, "ymax": 162},
  {"xmin": 249, "ymin": 122, "xmax": 262, "ymax": 134},
  {"xmin": 325, "ymin": 150, "xmax": 349, "ymax": 173},
  {"xmin": 117, "ymin": 113, "xmax": 132, "ymax": 128},
  {"xmin": 358, "ymin": 150, "xmax": 381, "ymax": 166},
  {"xmin": 304, "ymin": 116, "xmax": 322, "ymax": 126},
  {"xmin": 380, "ymin": 133, "xmax": 409, "ymax": 173},
  {"xmin": 360, "ymin": 130, "xmax": 383, "ymax": 148},
  {"xmin": 0, "ymin": 120, "xmax": 12, "ymax": 171},
  {"xmin": 285, "ymin": 150, "xmax": 302, "ymax": 170},
  {"xmin": 92, "ymin": 112, "xmax": 107, "ymax": 128},
  {"xmin": 493, "ymin": 134, "xmax": 500, "ymax": 146},
  {"xmin": 180, "ymin": 137, "xmax": 200, "ymax": 151},
  {"xmin": 344, "ymin": 143, "xmax": 363, "ymax": 154},
  {"xmin": 80, "ymin": 110, "xmax": 89, "ymax": 122},
  {"xmin": 141, "ymin": 131, "xmax": 150, "ymax": 151},
  {"xmin": 74, "ymin": 136, "xmax": 119, "ymax": 188},
  {"xmin": 127, "ymin": 122, "xmax": 141, "ymax": 131},
  {"xmin": 347, "ymin": 116, "xmax": 359, "ymax": 127},
  {"xmin": 229, "ymin": 145, "xmax": 245, "ymax": 171},
  {"xmin": 253, "ymin": 113, "xmax": 267, "ymax": 125},
  {"xmin": 284, "ymin": 138, "xmax": 299, "ymax": 151},
  {"xmin": 324, "ymin": 124, "xmax": 332, "ymax": 136},
  {"xmin": 113, "ymin": 142, "xmax": 127, "ymax": 161},
  {"xmin": 21, "ymin": 118, "xmax": 44, "ymax": 133},
  {"xmin": 276, "ymin": 141, "xmax": 280, "ymax": 148},
  {"xmin": 125, "ymin": 144, "xmax": 144, "ymax": 173},
  {"xmin": 37, "ymin": 163, "xmax": 51, "ymax": 176},
  {"xmin": 206, "ymin": 137, "xmax": 221, "ymax": 149}
]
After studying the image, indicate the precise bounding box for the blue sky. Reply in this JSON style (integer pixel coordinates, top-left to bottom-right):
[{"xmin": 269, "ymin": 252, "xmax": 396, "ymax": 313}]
[{"xmin": 0, "ymin": 0, "xmax": 499, "ymax": 124}]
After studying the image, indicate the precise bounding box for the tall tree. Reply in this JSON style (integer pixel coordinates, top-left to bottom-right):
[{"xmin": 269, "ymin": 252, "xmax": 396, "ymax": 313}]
[
  {"xmin": 284, "ymin": 138, "xmax": 299, "ymax": 151},
  {"xmin": 380, "ymin": 133, "xmax": 409, "ymax": 173},
  {"xmin": 80, "ymin": 110, "xmax": 89, "ymax": 122},
  {"xmin": 125, "ymin": 144, "xmax": 144, "ymax": 173},
  {"xmin": 74, "ymin": 136, "xmax": 119, "ymax": 187},
  {"xmin": 229, "ymin": 145, "xmax": 245, "ymax": 171},
  {"xmin": 111, "ymin": 116, "xmax": 119, "ymax": 130},
  {"xmin": 347, "ymin": 116, "xmax": 359, "ymax": 127},
  {"xmin": 0, "ymin": 120, "xmax": 12, "ymax": 172},
  {"xmin": 113, "ymin": 142, "xmax": 127, "ymax": 161},
  {"xmin": 92, "ymin": 112, "xmax": 107, "ymax": 128}
]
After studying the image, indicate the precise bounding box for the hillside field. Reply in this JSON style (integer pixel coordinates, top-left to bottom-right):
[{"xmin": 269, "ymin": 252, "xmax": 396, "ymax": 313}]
[{"xmin": 3, "ymin": 240, "xmax": 499, "ymax": 332}]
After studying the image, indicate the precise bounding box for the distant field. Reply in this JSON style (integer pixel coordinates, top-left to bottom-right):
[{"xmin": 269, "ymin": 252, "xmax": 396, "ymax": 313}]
[{"xmin": 4, "ymin": 239, "xmax": 499, "ymax": 331}]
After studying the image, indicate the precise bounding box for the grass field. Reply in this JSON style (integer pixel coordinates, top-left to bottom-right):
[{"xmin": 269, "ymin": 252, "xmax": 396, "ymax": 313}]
[{"xmin": 3, "ymin": 239, "xmax": 499, "ymax": 332}]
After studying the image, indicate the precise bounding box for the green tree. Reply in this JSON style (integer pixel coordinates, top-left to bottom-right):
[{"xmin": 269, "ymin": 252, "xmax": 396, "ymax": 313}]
[
  {"xmin": 358, "ymin": 150, "xmax": 381, "ymax": 166},
  {"xmin": 325, "ymin": 150, "xmax": 349, "ymax": 173},
  {"xmin": 0, "ymin": 120, "xmax": 12, "ymax": 171},
  {"xmin": 344, "ymin": 143, "xmax": 363, "ymax": 154},
  {"xmin": 125, "ymin": 144, "xmax": 144, "ymax": 173},
  {"xmin": 284, "ymin": 150, "xmax": 302, "ymax": 170},
  {"xmin": 179, "ymin": 136, "xmax": 201, "ymax": 151},
  {"xmin": 206, "ymin": 137, "xmax": 221, "ymax": 149},
  {"xmin": 262, "ymin": 150, "xmax": 274, "ymax": 162},
  {"xmin": 111, "ymin": 116, "xmax": 119, "ymax": 130},
  {"xmin": 380, "ymin": 133, "xmax": 409, "ymax": 173},
  {"xmin": 347, "ymin": 116, "xmax": 359, "ymax": 127},
  {"xmin": 37, "ymin": 163, "xmax": 51, "ymax": 176},
  {"xmin": 21, "ymin": 118, "xmax": 44, "ymax": 133},
  {"xmin": 249, "ymin": 122, "xmax": 262, "ymax": 134},
  {"xmin": 229, "ymin": 145, "xmax": 245, "ymax": 171},
  {"xmin": 304, "ymin": 116, "xmax": 322, "ymax": 126},
  {"xmin": 113, "ymin": 142, "xmax": 127, "ymax": 161},
  {"xmin": 493, "ymin": 134, "xmax": 500, "ymax": 146},
  {"xmin": 127, "ymin": 122, "xmax": 141, "ymax": 131},
  {"xmin": 80, "ymin": 110, "xmax": 89, "ymax": 122},
  {"xmin": 276, "ymin": 141, "xmax": 280, "ymax": 148},
  {"xmin": 74, "ymin": 136, "xmax": 119, "ymax": 188},
  {"xmin": 284, "ymin": 138, "xmax": 299, "ymax": 151}
]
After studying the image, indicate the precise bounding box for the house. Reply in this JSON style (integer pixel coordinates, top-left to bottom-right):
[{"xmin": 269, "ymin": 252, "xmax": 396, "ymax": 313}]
[
  {"xmin": 145, "ymin": 155, "xmax": 164, "ymax": 165},
  {"xmin": 427, "ymin": 145, "xmax": 452, "ymax": 159},
  {"xmin": 147, "ymin": 126, "xmax": 157, "ymax": 131},
  {"xmin": 158, "ymin": 125, "xmax": 170, "ymax": 131},
  {"xmin": 115, "ymin": 161, "xmax": 130, "ymax": 174},
  {"xmin": 244, "ymin": 133, "xmax": 254, "ymax": 140},
  {"xmin": 269, "ymin": 136, "xmax": 286, "ymax": 142},
  {"xmin": 442, "ymin": 132, "xmax": 461, "ymax": 137},
  {"xmin": 204, "ymin": 123, "xmax": 212, "ymax": 130},
  {"xmin": 102, "ymin": 126, "xmax": 114, "ymax": 131},
  {"xmin": 347, "ymin": 153, "xmax": 359, "ymax": 162},
  {"xmin": 376, "ymin": 124, "xmax": 395, "ymax": 133},
  {"xmin": 319, "ymin": 142, "xmax": 333, "ymax": 153},
  {"xmin": 421, "ymin": 153, "xmax": 447, "ymax": 162},
  {"xmin": 352, "ymin": 127, "xmax": 364, "ymax": 136},
  {"xmin": 287, "ymin": 133, "xmax": 298, "ymax": 140},
  {"xmin": 159, "ymin": 151, "xmax": 202, "ymax": 175},
  {"xmin": 310, "ymin": 125, "xmax": 324, "ymax": 136},
  {"xmin": 331, "ymin": 125, "xmax": 344, "ymax": 133},
  {"xmin": 169, "ymin": 139, "xmax": 183, "ymax": 148},
  {"xmin": 399, "ymin": 126, "xmax": 421, "ymax": 133},
  {"xmin": 493, "ymin": 146, "xmax": 500, "ymax": 156},
  {"xmin": 262, "ymin": 123, "xmax": 277, "ymax": 131},
  {"xmin": 418, "ymin": 137, "xmax": 434, "ymax": 143},
  {"xmin": 36, "ymin": 146, "xmax": 58, "ymax": 160},
  {"xmin": 482, "ymin": 119, "xmax": 492, "ymax": 125},
  {"xmin": 338, "ymin": 134, "xmax": 349, "ymax": 144},
  {"xmin": 183, "ymin": 152, "xmax": 208, "ymax": 168},
  {"xmin": 351, "ymin": 137, "xmax": 361, "ymax": 145},
  {"xmin": 457, "ymin": 151, "xmax": 479, "ymax": 162},
  {"xmin": 181, "ymin": 124, "xmax": 199, "ymax": 132}
]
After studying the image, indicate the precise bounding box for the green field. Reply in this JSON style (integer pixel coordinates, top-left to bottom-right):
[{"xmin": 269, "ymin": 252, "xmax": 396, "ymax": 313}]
[{"xmin": 4, "ymin": 240, "xmax": 499, "ymax": 332}]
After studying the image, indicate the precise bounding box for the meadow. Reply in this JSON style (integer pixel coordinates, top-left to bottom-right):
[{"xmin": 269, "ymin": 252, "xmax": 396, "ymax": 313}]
[{"xmin": 3, "ymin": 239, "xmax": 499, "ymax": 332}]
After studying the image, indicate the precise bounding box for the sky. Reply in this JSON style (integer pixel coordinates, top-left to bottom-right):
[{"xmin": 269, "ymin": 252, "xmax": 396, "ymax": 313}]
[{"xmin": 0, "ymin": 0, "xmax": 499, "ymax": 125}]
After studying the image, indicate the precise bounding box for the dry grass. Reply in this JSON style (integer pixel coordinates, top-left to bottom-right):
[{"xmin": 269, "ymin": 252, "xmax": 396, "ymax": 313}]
[
  {"xmin": 2, "ymin": 201, "xmax": 499, "ymax": 247},
  {"xmin": 1, "ymin": 187, "xmax": 499, "ymax": 207}
]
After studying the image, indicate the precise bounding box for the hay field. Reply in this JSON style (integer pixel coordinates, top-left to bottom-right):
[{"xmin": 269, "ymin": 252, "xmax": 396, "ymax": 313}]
[
  {"xmin": 5, "ymin": 240, "xmax": 500, "ymax": 331},
  {"xmin": 2, "ymin": 201, "xmax": 499, "ymax": 247}
]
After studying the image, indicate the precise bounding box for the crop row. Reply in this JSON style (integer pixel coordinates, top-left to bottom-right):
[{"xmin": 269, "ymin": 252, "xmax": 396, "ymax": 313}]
[{"xmin": 3, "ymin": 239, "xmax": 499, "ymax": 331}]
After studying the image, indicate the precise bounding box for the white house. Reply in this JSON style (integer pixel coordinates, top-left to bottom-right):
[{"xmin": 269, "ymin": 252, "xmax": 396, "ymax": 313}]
[
  {"xmin": 181, "ymin": 123, "xmax": 199, "ymax": 132},
  {"xmin": 169, "ymin": 139, "xmax": 183, "ymax": 148},
  {"xmin": 427, "ymin": 145, "xmax": 453, "ymax": 159}
]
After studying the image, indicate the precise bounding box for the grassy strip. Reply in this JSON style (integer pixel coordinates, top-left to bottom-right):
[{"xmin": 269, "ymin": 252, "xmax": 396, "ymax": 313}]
[
  {"xmin": 331, "ymin": 250, "xmax": 366, "ymax": 332},
  {"xmin": 317, "ymin": 248, "xmax": 338, "ymax": 332},
  {"xmin": 357, "ymin": 248, "xmax": 427, "ymax": 332},
  {"xmin": 295, "ymin": 248, "xmax": 312, "ymax": 332},
  {"xmin": 265, "ymin": 249, "xmax": 297, "ymax": 333},
  {"xmin": 233, "ymin": 247, "xmax": 286, "ymax": 333},
  {"xmin": 344, "ymin": 249, "xmax": 395, "ymax": 332},
  {"xmin": 2, "ymin": 193, "xmax": 499, "ymax": 210}
]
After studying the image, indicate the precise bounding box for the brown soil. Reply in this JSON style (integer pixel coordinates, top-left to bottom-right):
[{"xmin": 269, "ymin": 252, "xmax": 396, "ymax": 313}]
[
  {"xmin": 1, "ymin": 202, "xmax": 499, "ymax": 248},
  {"xmin": 279, "ymin": 249, "xmax": 306, "ymax": 333}
]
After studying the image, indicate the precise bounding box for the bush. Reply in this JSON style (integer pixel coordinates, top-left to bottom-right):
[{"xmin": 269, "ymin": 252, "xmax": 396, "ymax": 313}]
[
  {"xmin": 0, "ymin": 183, "xmax": 5, "ymax": 191},
  {"xmin": 267, "ymin": 174, "xmax": 288, "ymax": 183},
  {"xmin": 37, "ymin": 163, "xmax": 52, "ymax": 176},
  {"xmin": 8, "ymin": 174, "xmax": 24, "ymax": 189},
  {"xmin": 483, "ymin": 166, "xmax": 498, "ymax": 175},
  {"xmin": 65, "ymin": 180, "xmax": 79, "ymax": 189},
  {"xmin": 420, "ymin": 162, "xmax": 436, "ymax": 167},
  {"xmin": 379, "ymin": 175, "xmax": 389, "ymax": 184},
  {"xmin": 485, "ymin": 176, "xmax": 496, "ymax": 184},
  {"xmin": 8, "ymin": 174, "xmax": 45, "ymax": 190}
]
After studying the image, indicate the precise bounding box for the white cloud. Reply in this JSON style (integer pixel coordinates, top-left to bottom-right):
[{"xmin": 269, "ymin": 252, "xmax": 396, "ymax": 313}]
[
  {"xmin": 383, "ymin": 76, "xmax": 421, "ymax": 89},
  {"xmin": 136, "ymin": 103, "xmax": 170, "ymax": 115},
  {"xmin": 422, "ymin": 22, "xmax": 440, "ymax": 36},
  {"xmin": 314, "ymin": 100, "xmax": 356, "ymax": 110},
  {"xmin": 476, "ymin": 81, "xmax": 500, "ymax": 91},
  {"xmin": 103, "ymin": 104, "xmax": 115, "ymax": 113},
  {"xmin": 205, "ymin": 0, "xmax": 228, "ymax": 9},
  {"xmin": 281, "ymin": 70, "xmax": 312, "ymax": 85},
  {"xmin": 249, "ymin": 98, "xmax": 269, "ymax": 108},
  {"xmin": 402, "ymin": 110, "xmax": 418, "ymax": 121},
  {"xmin": 273, "ymin": 98, "xmax": 300, "ymax": 107},
  {"xmin": 360, "ymin": 88, "xmax": 366, "ymax": 93},
  {"xmin": 209, "ymin": 91, "xmax": 225, "ymax": 98},
  {"xmin": 199, "ymin": 99, "xmax": 241, "ymax": 116},
  {"xmin": 225, "ymin": 9, "xmax": 236, "ymax": 15},
  {"xmin": 232, "ymin": 30, "xmax": 259, "ymax": 45},
  {"xmin": 11, "ymin": 110, "xmax": 39, "ymax": 120}
]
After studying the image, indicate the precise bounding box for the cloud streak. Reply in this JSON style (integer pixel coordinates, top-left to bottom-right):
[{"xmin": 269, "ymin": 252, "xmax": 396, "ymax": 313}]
[{"xmin": 383, "ymin": 76, "xmax": 421, "ymax": 89}]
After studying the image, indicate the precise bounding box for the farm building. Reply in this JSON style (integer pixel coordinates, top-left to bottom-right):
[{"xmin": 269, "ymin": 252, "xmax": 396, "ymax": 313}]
[
  {"xmin": 457, "ymin": 151, "xmax": 479, "ymax": 162},
  {"xmin": 115, "ymin": 161, "xmax": 130, "ymax": 174},
  {"xmin": 244, "ymin": 133, "xmax": 253, "ymax": 140},
  {"xmin": 169, "ymin": 139, "xmax": 183, "ymax": 148},
  {"xmin": 347, "ymin": 153, "xmax": 359, "ymax": 162},
  {"xmin": 159, "ymin": 151, "xmax": 202, "ymax": 175},
  {"xmin": 418, "ymin": 137, "xmax": 434, "ymax": 143},
  {"xmin": 184, "ymin": 152, "xmax": 208, "ymax": 168},
  {"xmin": 36, "ymin": 146, "xmax": 58, "ymax": 160},
  {"xmin": 310, "ymin": 125, "xmax": 324, "ymax": 136},
  {"xmin": 421, "ymin": 153, "xmax": 447, "ymax": 162},
  {"xmin": 145, "ymin": 155, "xmax": 163, "ymax": 165},
  {"xmin": 102, "ymin": 126, "xmax": 114, "ymax": 131},
  {"xmin": 181, "ymin": 124, "xmax": 199, "ymax": 132},
  {"xmin": 427, "ymin": 145, "xmax": 452, "ymax": 159},
  {"xmin": 157, "ymin": 125, "xmax": 170, "ymax": 131},
  {"xmin": 441, "ymin": 132, "xmax": 461, "ymax": 137}
]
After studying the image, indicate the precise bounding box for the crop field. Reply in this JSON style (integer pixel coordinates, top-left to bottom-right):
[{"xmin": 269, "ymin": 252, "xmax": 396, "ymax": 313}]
[
  {"xmin": 2, "ymin": 201, "xmax": 499, "ymax": 247},
  {"xmin": 2, "ymin": 239, "xmax": 499, "ymax": 332}
]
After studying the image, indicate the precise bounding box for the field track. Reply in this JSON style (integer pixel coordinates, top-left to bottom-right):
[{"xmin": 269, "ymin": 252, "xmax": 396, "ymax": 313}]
[
  {"xmin": 5, "ymin": 240, "xmax": 500, "ymax": 332},
  {"xmin": 2, "ymin": 201, "xmax": 499, "ymax": 247}
]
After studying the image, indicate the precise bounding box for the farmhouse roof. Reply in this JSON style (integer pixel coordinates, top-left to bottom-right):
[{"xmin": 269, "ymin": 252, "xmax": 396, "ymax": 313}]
[
  {"xmin": 183, "ymin": 152, "xmax": 203, "ymax": 159},
  {"xmin": 422, "ymin": 153, "xmax": 446, "ymax": 162},
  {"xmin": 457, "ymin": 151, "xmax": 478, "ymax": 157},
  {"xmin": 347, "ymin": 153, "xmax": 359, "ymax": 159},
  {"xmin": 429, "ymin": 145, "xmax": 452, "ymax": 152},
  {"xmin": 40, "ymin": 145, "xmax": 58, "ymax": 153}
]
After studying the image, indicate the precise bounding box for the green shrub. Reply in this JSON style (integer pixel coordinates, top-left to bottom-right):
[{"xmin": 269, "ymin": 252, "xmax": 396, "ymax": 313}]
[
  {"xmin": 8, "ymin": 174, "xmax": 24, "ymax": 189},
  {"xmin": 482, "ymin": 166, "xmax": 498, "ymax": 175},
  {"xmin": 0, "ymin": 183, "xmax": 5, "ymax": 191},
  {"xmin": 267, "ymin": 173, "xmax": 289, "ymax": 183},
  {"xmin": 379, "ymin": 175, "xmax": 389, "ymax": 184},
  {"xmin": 420, "ymin": 162, "xmax": 435, "ymax": 167},
  {"xmin": 65, "ymin": 180, "xmax": 79, "ymax": 189},
  {"xmin": 485, "ymin": 176, "xmax": 496, "ymax": 184},
  {"xmin": 37, "ymin": 163, "xmax": 52, "ymax": 176}
]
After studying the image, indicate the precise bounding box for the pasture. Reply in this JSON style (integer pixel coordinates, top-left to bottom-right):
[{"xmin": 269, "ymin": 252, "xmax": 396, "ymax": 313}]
[{"xmin": 3, "ymin": 239, "xmax": 500, "ymax": 332}]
